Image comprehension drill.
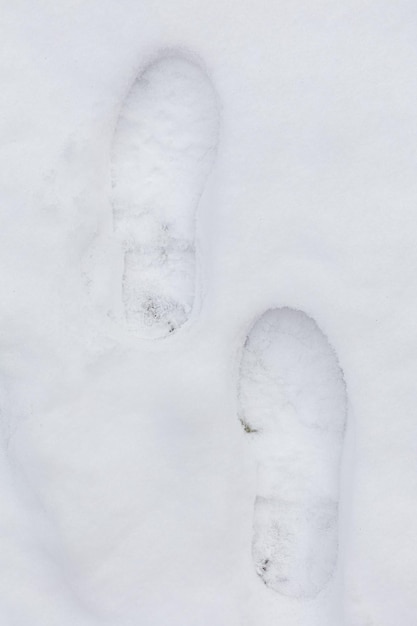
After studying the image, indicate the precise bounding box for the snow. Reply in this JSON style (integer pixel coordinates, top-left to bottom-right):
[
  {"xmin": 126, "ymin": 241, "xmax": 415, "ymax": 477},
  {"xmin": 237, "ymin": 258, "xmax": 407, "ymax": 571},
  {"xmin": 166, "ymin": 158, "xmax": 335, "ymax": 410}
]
[
  {"xmin": 238, "ymin": 308, "xmax": 346, "ymax": 597},
  {"xmin": 112, "ymin": 54, "xmax": 219, "ymax": 337},
  {"xmin": 1, "ymin": 1, "xmax": 417, "ymax": 625}
]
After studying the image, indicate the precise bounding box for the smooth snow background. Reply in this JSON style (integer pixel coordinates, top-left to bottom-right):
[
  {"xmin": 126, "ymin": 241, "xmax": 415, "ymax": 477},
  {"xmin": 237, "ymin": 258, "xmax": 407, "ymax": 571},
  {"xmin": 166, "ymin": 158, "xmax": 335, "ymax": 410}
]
[{"xmin": 1, "ymin": 1, "xmax": 417, "ymax": 624}]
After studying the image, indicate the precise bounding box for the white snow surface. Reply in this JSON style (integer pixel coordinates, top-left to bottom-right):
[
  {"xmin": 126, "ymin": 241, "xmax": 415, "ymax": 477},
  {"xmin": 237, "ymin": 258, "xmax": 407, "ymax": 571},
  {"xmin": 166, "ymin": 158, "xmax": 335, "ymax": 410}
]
[
  {"xmin": 238, "ymin": 307, "xmax": 347, "ymax": 598},
  {"xmin": 112, "ymin": 54, "xmax": 219, "ymax": 337},
  {"xmin": 1, "ymin": 1, "xmax": 417, "ymax": 625}
]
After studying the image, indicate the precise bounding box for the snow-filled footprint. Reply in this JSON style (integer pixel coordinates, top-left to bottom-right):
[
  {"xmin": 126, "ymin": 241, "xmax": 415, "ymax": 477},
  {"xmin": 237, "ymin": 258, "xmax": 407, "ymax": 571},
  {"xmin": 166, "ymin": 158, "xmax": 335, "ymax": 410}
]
[
  {"xmin": 111, "ymin": 53, "xmax": 220, "ymax": 337},
  {"xmin": 238, "ymin": 307, "xmax": 347, "ymax": 598}
]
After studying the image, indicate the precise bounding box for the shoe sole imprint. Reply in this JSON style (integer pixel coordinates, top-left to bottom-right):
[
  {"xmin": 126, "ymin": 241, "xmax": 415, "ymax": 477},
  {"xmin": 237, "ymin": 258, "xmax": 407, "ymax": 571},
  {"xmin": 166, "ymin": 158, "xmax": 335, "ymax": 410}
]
[
  {"xmin": 111, "ymin": 53, "xmax": 220, "ymax": 337},
  {"xmin": 238, "ymin": 307, "xmax": 347, "ymax": 597}
]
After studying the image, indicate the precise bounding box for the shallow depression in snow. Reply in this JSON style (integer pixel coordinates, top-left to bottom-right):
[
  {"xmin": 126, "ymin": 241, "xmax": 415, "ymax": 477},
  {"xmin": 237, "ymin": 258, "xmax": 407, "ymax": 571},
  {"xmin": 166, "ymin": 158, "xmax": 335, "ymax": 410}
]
[
  {"xmin": 111, "ymin": 54, "xmax": 220, "ymax": 338},
  {"xmin": 238, "ymin": 307, "xmax": 347, "ymax": 597}
]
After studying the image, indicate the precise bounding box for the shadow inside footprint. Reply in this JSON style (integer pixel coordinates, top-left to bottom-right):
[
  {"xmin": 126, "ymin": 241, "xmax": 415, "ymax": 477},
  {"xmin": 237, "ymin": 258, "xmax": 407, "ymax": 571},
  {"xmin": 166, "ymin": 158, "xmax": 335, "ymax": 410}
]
[
  {"xmin": 238, "ymin": 307, "xmax": 347, "ymax": 598},
  {"xmin": 111, "ymin": 52, "xmax": 220, "ymax": 338}
]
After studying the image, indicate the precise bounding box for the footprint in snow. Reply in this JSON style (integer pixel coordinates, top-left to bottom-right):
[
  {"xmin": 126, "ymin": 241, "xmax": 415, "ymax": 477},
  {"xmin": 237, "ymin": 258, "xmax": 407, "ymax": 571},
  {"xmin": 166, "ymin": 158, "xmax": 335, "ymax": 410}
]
[
  {"xmin": 238, "ymin": 307, "xmax": 347, "ymax": 597},
  {"xmin": 111, "ymin": 52, "xmax": 220, "ymax": 338}
]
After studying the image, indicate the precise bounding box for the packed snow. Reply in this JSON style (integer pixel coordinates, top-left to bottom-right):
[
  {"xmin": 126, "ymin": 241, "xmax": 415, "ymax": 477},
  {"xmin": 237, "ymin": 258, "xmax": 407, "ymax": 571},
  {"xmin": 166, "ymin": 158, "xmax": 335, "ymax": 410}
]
[
  {"xmin": 238, "ymin": 307, "xmax": 346, "ymax": 598},
  {"xmin": 1, "ymin": 1, "xmax": 417, "ymax": 625},
  {"xmin": 112, "ymin": 54, "xmax": 219, "ymax": 337}
]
